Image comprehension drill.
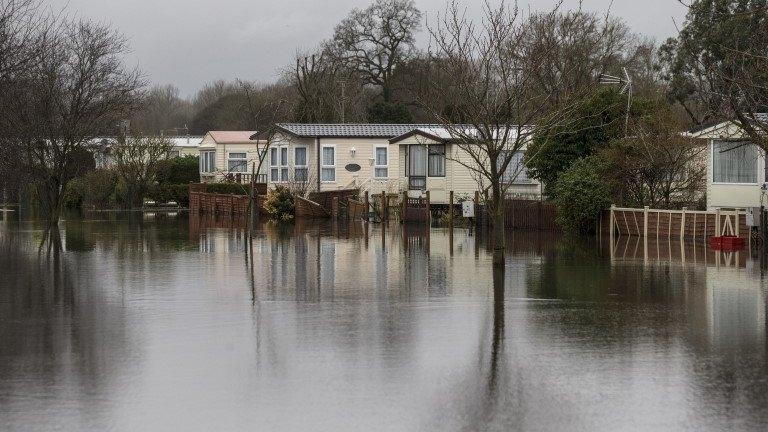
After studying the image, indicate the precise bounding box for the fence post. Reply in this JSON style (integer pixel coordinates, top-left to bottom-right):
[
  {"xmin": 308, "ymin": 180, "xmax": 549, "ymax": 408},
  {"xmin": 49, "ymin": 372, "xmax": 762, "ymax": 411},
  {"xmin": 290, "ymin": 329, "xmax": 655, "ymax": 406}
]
[
  {"xmin": 448, "ymin": 191, "xmax": 454, "ymax": 231},
  {"xmin": 715, "ymin": 208, "xmax": 721, "ymax": 237},
  {"xmin": 474, "ymin": 191, "xmax": 480, "ymax": 228},
  {"xmin": 643, "ymin": 206, "xmax": 649, "ymax": 238},
  {"xmin": 609, "ymin": 204, "xmax": 616, "ymax": 245},
  {"xmin": 401, "ymin": 191, "xmax": 407, "ymax": 223},
  {"xmin": 680, "ymin": 207, "xmax": 687, "ymax": 240},
  {"xmin": 425, "ymin": 190, "xmax": 431, "ymax": 225},
  {"xmin": 332, "ymin": 196, "xmax": 339, "ymax": 219},
  {"xmin": 364, "ymin": 191, "xmax": 369, "ymax": 222},
  {"xmin": 381, "ymin": 191, "xmax": 387, "ymax": 222}
]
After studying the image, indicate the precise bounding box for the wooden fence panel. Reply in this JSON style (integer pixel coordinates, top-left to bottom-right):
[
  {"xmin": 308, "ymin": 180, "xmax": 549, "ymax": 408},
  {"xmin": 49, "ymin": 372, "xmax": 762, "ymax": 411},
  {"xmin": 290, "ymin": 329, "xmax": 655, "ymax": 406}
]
[
  {"xmin": 402, "ymin": 197, "xmax": 429, "ymax": 222},
  {"xmin": 611, "ymin": 207, "xmax": 748, "ymax": 240},
  {"xmin": 504, "ymin": 199, "xmax": 560, "ymax": 231}
]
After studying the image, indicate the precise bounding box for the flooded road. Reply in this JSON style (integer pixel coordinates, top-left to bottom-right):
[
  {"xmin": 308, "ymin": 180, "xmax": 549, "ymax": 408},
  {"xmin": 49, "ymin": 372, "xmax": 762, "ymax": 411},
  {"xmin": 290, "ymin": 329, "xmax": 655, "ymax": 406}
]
[{"xmin": 0, "ymin": 213, "xmax": 767, "ymax": 431}]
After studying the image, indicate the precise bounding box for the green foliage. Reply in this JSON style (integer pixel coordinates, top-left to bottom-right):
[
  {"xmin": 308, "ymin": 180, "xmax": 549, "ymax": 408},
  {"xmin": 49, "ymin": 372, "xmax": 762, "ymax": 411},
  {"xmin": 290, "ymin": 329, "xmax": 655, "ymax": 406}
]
[
  {"xmin": 205, "ymin": 183, "xmax": 251, "ymax": 196},
  {"xmin": 146, "ymin": 184, "xmax": 190, "ymax": 206},
  {"xmin": 367, "ymin": 101, "xmax": 413, "ymax": 124},
  {"xmin": 553, "ymin": 156, "xmax": 612, "ymax": 234},
  {"xmin": 525, "ymin": 88, "xmax": 648, "ymax": 195},
  {"xmin": 658, "ymin": 0, "xmax": 768, "ymax": 123},
  {"xmin": 156, "ymin": 156, "xmax": 199, "ymax": 185},
  {"xmin": 262, "ymin": 186, "xmax": 294, "ymax": 221},
  {"xmin": 63, "ymin": 169, "xmax": 119, "ymax": 209}
]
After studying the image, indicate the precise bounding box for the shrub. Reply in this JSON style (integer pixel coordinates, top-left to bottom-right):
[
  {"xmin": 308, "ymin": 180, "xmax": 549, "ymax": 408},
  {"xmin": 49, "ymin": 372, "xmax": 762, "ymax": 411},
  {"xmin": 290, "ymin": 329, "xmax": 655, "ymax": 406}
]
[
  {"xmin": 553, "ymin": 156, "xmax": 612, "ymax": 234},
  {"xmin": 156, "ymin": 155, "xmax": 200, "ymax": 185},
  {"xmin": 64, "ymin": 168, "xmax": 119, "ymax": 209},
  {"xmin": 262, "ymin": 186, "xmax": 294, "ymax": 221},
  {"xmin": 146, "ymin": 184, "xmax": 190, "ymax": 206}
]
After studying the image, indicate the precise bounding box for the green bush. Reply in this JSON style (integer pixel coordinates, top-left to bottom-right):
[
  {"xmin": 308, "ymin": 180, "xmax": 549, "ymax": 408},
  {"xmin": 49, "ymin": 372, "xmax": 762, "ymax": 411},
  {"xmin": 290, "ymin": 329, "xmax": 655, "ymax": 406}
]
[
  {"xmin": 262, "ymin": 186, "xmax": 294, "ymax": 221},
  {"xmin": 156, "ymin": 155, "xmax": 199, "ymax": 185},
  {"xmin": 63, "ymin": 169, "xmax": 119, "ymax": 209},
  {"xmin": 146, "ymin": 184, "xmax": 190, "ymax": 206},
  {"xmin": 206, "ymin": 183, "xmax": 251, "ymax": 196},
  {"xmin": 553, "ymin": 156, "xmax": 612, "ymax": 234}
]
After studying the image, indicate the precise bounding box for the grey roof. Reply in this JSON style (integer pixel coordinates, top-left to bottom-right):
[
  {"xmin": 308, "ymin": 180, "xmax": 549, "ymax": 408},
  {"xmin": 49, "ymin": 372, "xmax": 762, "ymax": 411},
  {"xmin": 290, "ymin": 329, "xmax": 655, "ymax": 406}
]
[{"xmin": 276, "ymin": 123, "xmax": 442, "ymax": 138}]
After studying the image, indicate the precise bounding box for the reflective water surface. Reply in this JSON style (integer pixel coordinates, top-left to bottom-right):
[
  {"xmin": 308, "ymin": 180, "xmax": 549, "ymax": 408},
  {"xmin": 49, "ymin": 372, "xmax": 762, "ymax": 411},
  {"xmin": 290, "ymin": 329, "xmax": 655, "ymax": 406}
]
[{"xmin": 1, "ymin": 213, "xmax": 767, "ymax": 431}]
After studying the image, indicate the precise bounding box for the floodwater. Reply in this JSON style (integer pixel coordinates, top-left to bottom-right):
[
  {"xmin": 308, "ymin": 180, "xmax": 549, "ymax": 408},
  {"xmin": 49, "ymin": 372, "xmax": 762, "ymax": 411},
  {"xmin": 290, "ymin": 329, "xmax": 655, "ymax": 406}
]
[{"xmin": 0, "ymin": 212, "xmax": 767, "ymax": 432}]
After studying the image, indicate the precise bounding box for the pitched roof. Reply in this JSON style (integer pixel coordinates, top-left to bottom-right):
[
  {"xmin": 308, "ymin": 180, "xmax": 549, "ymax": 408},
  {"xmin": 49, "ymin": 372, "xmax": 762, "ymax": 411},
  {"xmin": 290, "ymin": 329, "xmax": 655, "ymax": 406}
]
[
  {"xmin": 207, "ymin": 131, "xmax": 259, "ymax": 143},
  {"xmin": 276, "ymin": 123, "xmax": 442, "ymax": 138}
]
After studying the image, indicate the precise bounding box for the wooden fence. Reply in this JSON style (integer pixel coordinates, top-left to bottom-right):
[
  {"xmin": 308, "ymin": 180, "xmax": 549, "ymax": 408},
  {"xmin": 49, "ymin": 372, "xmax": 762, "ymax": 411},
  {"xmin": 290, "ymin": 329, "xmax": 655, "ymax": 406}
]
[
  {"xmin": 608, "ymin": 206, "xmax": 748, "ymax": 240},
  {"xmin": 504, "ymin": 199, "xmax": 559, "ymax": 231},
  {"xmin": 401, "ymin": 191, "xmax": 430, "ymax": 223},
  {"xmin": 189, "ymin": 192, "xmax": 251, "ymax": 215}
]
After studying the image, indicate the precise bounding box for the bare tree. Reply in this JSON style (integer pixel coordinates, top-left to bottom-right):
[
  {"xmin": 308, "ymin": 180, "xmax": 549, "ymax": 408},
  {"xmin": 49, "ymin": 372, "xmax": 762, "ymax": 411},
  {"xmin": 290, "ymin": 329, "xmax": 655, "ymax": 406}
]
[
  {"xmin": 0, "ymin": 19, "xmax": 143, "ymax": 228},
  {"xmin": 515, "ymin": 8, "xmax": 652, "ymax": 108},
  {"xmin": 111, "ymin": 134, "xmax": 173, "ymax": 208},
  {"xmin": 599, "ymin": 103, "xmax": 706, "ymax": 208},
  {"xmin": 418, "ymin": 0, "xmax": 584, "ymax": 264},
  {"xmin": 290, "ymin": 49, "xmax": 367, "ymax": 123},
  {"xmin": 331, "ymin": 0, "xmax": 422, "ymax": 102},
  {"xmin": 131, "ymin": 84, "xmax": 193, "ymax": 135}
]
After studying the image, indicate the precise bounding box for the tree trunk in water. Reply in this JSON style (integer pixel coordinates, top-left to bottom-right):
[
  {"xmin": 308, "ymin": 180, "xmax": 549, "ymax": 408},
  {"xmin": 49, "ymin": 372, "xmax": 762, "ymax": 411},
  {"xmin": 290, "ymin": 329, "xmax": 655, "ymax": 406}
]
[{"xmin": 490, "ymin": 184, "xmax": 505, "ymax": 267}]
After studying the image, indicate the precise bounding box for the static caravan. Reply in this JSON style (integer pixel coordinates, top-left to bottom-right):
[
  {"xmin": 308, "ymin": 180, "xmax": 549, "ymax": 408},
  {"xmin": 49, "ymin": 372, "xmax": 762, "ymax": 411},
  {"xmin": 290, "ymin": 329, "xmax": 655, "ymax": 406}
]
[
  {"xmin": 266, "ymin": 123, "xmax": 543, "ymax": 204},
  {"xmin": 198, "ymin": 131, "xmax": 268, "ymax": 183},
  {"xmin": 389, "ymin": 127, "xmax": 543, "ymax": 203},
  {"xmin": 269, "ymin": 123, "xmax": 422, "ymax": 194},
  {"xmin": 689, "ymin": 118, "xmax": 767, "ymax": 210}
]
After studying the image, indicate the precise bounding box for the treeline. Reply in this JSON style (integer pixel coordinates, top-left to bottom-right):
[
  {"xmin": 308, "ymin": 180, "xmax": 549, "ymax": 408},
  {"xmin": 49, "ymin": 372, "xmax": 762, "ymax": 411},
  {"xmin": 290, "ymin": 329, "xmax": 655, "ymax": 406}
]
[{"xmin": 132, "ymin": 0, "xmax": 679, "ymax": 135}]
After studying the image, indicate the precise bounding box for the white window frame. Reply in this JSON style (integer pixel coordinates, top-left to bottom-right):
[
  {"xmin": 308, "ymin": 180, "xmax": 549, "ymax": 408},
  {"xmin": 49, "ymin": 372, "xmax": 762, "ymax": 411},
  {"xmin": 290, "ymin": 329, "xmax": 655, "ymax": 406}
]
[
  {"xmin": 200, "ymin": 151, "xmax": 215, "ymax": 173},
  {"xmin": 280, "ymin": 147, "xmax": 289, "ymax": 182},
  {"xmin": 294, "ymin": 146, "xmax": 308, "ymax": 182},
  {"xmin": 227, "ymin": 152, "xmax": 248, "ymax": 173},
  {"xmin": 269, "ymin": 147, "xmax": 279, "ymax": 182},
  {"xmin": 321, "ymin": 144, "xmax": 336, "ymax": 183},
  {"xmin": 374, "ymin": 145, "xmax": 389, "ymax": 179},
  {"xmin": 270, "ymin": 145, "xmax": 290, "ymax": 183},
  {"xmin": 711, "ymin": 140, "xmax": 760, "ymax": 185}
]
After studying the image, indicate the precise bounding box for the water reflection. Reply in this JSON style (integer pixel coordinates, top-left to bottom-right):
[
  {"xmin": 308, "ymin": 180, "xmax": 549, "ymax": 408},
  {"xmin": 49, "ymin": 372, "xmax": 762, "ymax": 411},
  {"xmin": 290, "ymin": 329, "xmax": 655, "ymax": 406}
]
[{"xmin": 0, "ymin": 214, "xmax": 766, "ymax": 431}]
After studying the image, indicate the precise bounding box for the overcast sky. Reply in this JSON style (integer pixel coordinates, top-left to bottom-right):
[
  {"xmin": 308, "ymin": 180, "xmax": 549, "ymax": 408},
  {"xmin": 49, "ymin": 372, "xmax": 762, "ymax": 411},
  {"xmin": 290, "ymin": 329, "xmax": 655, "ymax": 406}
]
[{"xmin": 47, "ymin": 0, "xmax": 688, "ymax": 98}]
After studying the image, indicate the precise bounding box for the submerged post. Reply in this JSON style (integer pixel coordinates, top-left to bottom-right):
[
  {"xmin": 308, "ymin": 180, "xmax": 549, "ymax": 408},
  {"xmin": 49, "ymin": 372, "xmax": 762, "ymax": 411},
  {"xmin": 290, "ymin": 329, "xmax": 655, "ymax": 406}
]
[
  {"xmin": 715, "ymin": 208, "xmax": 721, "ymax": 237},
  {"xmin": 609, "ymin": 204, "xmax": 616, "ymax": 246},
  {"xmin": 643, "ymin": 206, "xmax": 649, "ymax": 238},
  {"xmin": 680, "ymin": 207, "xmax": 687, "ymax": 240},
  {"xmin": 364, "ymin": 191, "xmax": 369, "ymax": 222},
  {"xmin": 474, "ymin": 191, "xmax": 480, "ymax": 228},
  {"xmin": 448, "ymin": 191, "xmax": 454, "ymax": 231},
  {"xmin": 381, "ymin": 191, "xmax": 387, "ymax": 222},
  {"xmin": 425, "ymin": 191, "xmax": 431, "ymax": 225},
  {"xmin": 401, "ymin": 191, "xmax": 407, "ymax": 223}
]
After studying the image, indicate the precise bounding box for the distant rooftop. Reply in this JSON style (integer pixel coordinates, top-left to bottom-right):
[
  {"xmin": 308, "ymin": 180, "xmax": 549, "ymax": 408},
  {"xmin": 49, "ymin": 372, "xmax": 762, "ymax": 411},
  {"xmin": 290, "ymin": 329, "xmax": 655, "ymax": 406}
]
[
  {"xmin": 207, "ymin": 131, "xmax": 258, "ymax": 143},
  {"xmin": 276, "ymin": 123, "xmax": 441, "ymax": 138}
]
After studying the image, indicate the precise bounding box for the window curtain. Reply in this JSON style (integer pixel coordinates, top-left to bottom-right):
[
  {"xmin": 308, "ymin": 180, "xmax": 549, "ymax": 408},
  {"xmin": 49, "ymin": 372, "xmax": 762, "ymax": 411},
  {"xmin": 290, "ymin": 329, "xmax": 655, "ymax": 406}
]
[
  {"xmin": 409, "ymin": 145, "xmax": 427, "ymax": 176},
  {"xmin": 428, "ymin": 145, "xmax": 445, "ymax": 177},
  {"xmin": 713, "ymin": 141, "xmax": 758, "ymax": 183}
]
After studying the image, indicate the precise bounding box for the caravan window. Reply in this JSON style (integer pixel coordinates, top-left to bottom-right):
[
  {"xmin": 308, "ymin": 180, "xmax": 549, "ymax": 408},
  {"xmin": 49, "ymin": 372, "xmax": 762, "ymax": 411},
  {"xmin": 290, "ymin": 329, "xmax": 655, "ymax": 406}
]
[{"xmin": 713, "ymin": 141, "xmax": 758, "ymax": 183}]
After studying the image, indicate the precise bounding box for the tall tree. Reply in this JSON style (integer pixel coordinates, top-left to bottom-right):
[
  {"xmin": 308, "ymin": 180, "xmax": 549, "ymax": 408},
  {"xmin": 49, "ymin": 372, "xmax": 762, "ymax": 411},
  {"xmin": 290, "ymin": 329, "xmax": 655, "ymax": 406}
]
[
  {"xmin": 112, "ymin": 134, "xmax": 173, "ymax": 208},
  {"xmin": 331, "ymin": 0, "xmax": 422, "ymax": 102},
  {"xmin": 515, "ymin": 9, "xmax": 647, "ymax": 108},
  {"xmin": 131, "ymin": 84, "xmax": 193, "ymax": 135},
  {"xmin": 289, "ymin": 49, "xmax": 367, "ymax": 122},
  {"xmin": 418, "ymin": 0, "xmax": 584, "ymax": 265},
  {"xmin": 659, "ymin": 0, "xmax": 768, "ymax": 141},
  {"xmin": 0, "ymin": 19, "xmax": 143, "ymax": 228}
]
